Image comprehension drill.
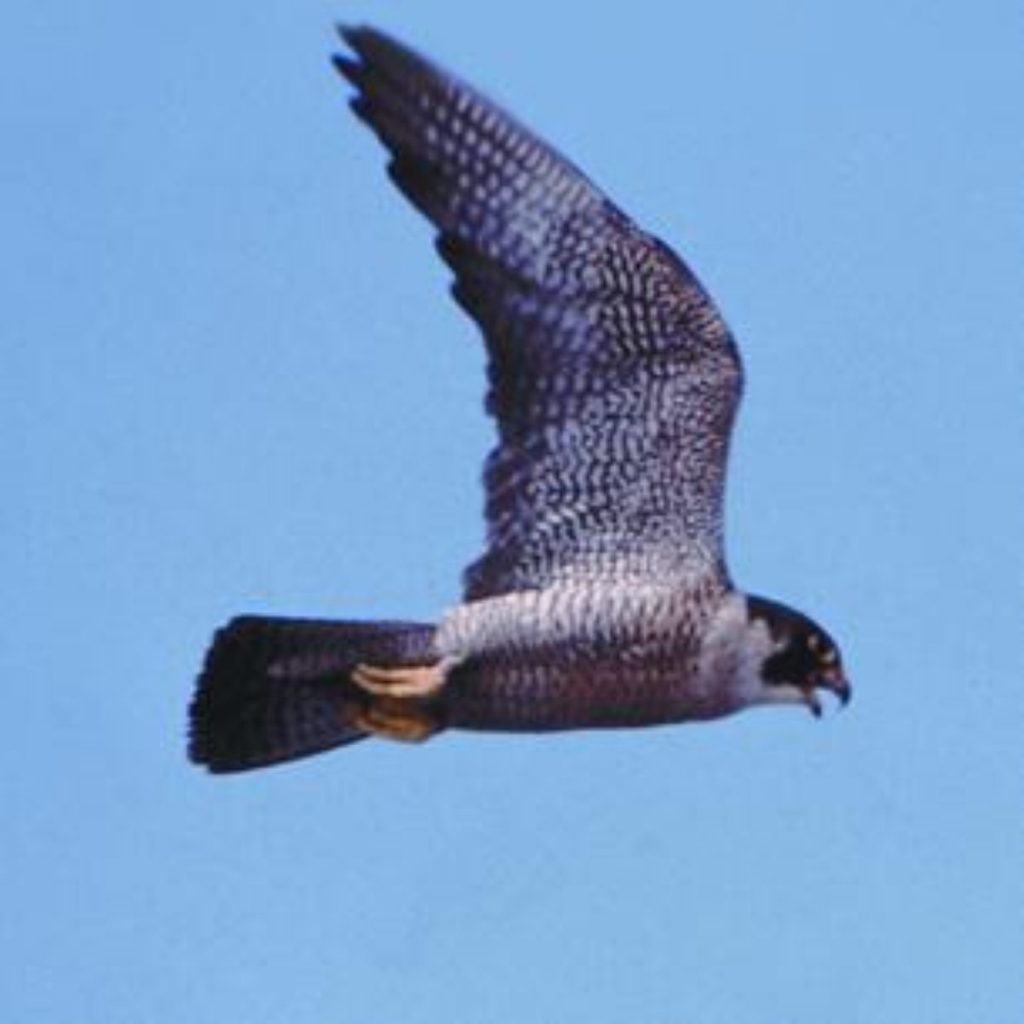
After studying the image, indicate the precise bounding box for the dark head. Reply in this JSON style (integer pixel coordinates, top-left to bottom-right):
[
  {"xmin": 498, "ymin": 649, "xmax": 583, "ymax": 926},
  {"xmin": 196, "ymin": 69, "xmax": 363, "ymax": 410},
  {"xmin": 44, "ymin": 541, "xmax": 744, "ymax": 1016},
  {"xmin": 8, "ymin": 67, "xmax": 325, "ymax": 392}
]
[{"xmin": 747, "ymin": 595, "xmax": 850, "ymax": 716}]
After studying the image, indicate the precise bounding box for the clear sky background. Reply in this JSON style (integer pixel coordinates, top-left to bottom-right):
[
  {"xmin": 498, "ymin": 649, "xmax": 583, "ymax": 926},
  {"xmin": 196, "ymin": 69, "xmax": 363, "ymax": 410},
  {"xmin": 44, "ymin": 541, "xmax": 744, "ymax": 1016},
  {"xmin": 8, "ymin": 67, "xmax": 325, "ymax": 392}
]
[{"xmin": 4, "ymin": 1, "xmax": 1023, "ymax": 1021}]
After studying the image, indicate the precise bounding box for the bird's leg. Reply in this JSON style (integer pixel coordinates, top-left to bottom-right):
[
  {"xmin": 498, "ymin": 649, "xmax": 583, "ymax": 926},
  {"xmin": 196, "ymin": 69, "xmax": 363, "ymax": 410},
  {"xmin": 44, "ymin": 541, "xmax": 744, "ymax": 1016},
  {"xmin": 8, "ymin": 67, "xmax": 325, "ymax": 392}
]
[
  {"xmin": 352, "ymin": 654, "xmax": 461, "ymax": 699},
  {"xmin": 352, "ymin": 696, "xmax": 443, "ymax": 744}
]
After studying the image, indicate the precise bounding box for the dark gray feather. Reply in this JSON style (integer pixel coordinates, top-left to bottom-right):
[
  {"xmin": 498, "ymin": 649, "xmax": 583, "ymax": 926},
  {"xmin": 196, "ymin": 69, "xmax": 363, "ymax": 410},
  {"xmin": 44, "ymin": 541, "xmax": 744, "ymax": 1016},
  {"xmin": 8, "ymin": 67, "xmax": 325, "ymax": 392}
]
[{"xmin": 335, "ymin": 26, "xmax": 742, "ymax": 600}]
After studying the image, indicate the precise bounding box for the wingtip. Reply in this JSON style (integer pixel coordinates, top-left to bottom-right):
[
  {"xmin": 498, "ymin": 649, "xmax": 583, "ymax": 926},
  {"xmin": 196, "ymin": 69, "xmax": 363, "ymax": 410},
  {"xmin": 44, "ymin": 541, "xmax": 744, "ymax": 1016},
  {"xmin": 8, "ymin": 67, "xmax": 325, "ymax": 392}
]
[
  {"xmin": 332, "ymin": 23, "xmax": 364, "ymax": 67},
  {"xmin": 331, "ymin": 25, "xmax": 396, "ymax": 84},
  {"xmin": 335, "ymin": 23, "xmax": 389, "ymax": 56},
  {"xmin": 334, "ymin": 24, "xmax": 427, "ymax": 72},
  {"xmin": 334, "ymin": 22, "xmax": 362, "ymax": 47},
  {"xmin": 331, "ymin": 53, "xmax": 362, "ymax": 87}
]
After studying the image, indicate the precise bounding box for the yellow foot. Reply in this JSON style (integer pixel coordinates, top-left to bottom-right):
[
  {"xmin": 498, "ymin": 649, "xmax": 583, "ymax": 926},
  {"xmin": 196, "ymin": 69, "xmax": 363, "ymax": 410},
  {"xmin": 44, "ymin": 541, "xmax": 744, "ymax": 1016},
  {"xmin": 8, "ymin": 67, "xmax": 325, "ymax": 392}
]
[
  {"xmin": 353, "ymin": 698, "xmax": 442, "ymax": 744},
  {"xmin": 352, "ymin": 656, "xmax": 459, "ymax": 698}
]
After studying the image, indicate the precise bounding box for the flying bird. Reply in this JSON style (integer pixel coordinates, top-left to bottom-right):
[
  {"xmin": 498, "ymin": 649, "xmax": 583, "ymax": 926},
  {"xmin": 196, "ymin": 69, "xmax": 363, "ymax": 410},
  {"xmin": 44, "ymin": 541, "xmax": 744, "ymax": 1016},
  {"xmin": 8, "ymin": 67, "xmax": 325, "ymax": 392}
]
[{"xmin": 188, "ymin": 25, "xmax": 850, "ymax": 773}]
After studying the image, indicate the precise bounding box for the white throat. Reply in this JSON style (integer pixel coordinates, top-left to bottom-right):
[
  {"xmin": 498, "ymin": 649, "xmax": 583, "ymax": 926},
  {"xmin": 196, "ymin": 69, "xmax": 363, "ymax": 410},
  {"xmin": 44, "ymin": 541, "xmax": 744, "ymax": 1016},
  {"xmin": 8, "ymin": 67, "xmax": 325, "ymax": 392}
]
[{"xmin": 695, "ymin": 593, "xmax": 807, "ymax": 711}]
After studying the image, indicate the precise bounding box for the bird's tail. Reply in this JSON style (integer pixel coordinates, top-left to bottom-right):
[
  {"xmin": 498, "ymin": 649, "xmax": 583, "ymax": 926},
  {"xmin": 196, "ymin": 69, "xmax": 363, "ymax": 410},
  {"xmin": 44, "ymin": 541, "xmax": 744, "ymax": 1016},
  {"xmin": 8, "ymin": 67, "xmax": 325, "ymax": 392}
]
[{"xmin": 188, "ymin": 615, "xmax": 436, "ymax": 773}]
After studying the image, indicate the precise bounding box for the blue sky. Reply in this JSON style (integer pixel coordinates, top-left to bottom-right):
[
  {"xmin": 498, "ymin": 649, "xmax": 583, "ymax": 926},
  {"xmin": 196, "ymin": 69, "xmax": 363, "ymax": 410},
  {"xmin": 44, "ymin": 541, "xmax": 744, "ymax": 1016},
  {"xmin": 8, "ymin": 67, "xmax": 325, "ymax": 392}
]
[{"xmin": 3, "ymin": 0, "xmax": 1023, "ymax": 1020}]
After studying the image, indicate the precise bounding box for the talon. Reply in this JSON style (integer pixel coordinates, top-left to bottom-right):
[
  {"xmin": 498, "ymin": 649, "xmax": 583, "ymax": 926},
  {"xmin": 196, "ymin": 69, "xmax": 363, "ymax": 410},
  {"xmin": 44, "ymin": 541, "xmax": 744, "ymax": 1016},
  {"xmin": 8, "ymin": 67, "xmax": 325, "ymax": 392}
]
[
  {"xmin": 352, "ymin": 656, "xmax": 458, "ymax": 698},
  {"xmin": 353, "ymin": 698, "xmax": 442, "ymax": 743}
]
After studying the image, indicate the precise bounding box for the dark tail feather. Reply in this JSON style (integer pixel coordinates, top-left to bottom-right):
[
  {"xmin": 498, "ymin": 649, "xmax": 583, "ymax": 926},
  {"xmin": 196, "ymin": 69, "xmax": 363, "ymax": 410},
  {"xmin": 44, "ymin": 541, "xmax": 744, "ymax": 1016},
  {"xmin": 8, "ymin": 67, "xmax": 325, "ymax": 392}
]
[{"xmin": 188, "ymin": 615, "xmax": 436, "ymax": 773}]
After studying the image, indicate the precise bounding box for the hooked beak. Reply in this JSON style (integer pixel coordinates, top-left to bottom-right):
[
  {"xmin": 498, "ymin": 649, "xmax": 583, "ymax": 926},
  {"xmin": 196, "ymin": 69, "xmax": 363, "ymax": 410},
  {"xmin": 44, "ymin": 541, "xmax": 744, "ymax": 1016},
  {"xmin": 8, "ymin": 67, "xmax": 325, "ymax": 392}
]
[
  {"xmin": 823, "ymin": 666, "xmax": 852, "ymax": 706},
  {"xmin": 803, "ymin": 666, "xmax": 852, "ymax": 717}
]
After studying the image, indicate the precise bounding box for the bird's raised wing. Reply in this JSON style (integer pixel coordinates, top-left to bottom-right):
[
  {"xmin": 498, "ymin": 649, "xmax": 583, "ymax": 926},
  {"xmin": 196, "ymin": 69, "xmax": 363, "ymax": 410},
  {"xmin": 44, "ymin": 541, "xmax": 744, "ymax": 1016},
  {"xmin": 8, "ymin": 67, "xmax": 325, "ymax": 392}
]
[{"xmin": 335, "ymin": 27, "xmax": 743, "ymax": 600}]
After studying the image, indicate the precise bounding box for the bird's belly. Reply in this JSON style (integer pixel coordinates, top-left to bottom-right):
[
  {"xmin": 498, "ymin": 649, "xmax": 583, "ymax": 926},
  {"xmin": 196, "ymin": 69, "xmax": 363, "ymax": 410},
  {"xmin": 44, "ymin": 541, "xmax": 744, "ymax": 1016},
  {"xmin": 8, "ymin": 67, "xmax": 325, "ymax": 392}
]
[{"xmin": 441, "ymin": 645, "xmax": 732, "ymax": 733}]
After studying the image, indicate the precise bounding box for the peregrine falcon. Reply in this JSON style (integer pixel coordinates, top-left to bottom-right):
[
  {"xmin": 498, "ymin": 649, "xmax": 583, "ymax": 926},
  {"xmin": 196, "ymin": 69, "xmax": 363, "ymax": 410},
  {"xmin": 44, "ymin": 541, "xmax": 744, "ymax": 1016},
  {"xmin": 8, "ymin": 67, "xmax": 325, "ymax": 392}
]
[{"xmin": 188, "ymin": 25, "xmax": 850, "ymax": 773}]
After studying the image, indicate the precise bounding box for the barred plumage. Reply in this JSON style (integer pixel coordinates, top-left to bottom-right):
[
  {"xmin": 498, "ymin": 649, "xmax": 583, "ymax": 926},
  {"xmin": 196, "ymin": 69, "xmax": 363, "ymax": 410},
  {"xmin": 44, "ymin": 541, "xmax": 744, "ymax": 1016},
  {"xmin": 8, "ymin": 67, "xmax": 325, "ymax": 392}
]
[
  {"xmin": 334, "ymin": 27, "xmax": 741, "ymax": 602},
  {"xmin": 186, "ymin": 26, "xmax": 848, "ymax": 772}
]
